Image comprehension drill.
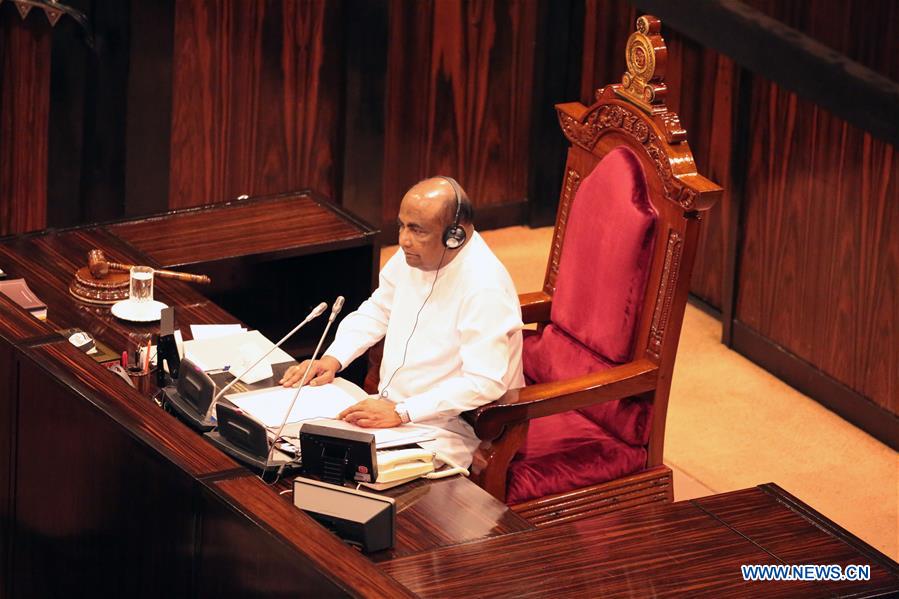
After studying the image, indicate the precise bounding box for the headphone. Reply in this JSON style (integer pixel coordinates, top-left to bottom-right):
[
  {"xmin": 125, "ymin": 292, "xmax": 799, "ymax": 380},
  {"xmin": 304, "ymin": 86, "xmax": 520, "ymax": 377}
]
[{"xmin": 440, "ymin": 176, "xmax": 467, "ymax": 250}]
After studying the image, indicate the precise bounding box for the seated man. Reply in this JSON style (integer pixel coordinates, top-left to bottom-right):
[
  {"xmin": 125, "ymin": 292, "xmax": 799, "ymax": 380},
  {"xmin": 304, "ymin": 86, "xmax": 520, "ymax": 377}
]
[{"xmin": 280, "ymin": 176, "xmax": 524, "ymax": 468}]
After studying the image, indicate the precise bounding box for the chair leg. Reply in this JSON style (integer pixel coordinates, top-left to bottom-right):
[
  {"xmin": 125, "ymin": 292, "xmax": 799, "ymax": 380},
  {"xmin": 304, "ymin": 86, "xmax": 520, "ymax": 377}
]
[{"xmin": 469, "ymin": 421, "xmax": 529, "ymax": 503}]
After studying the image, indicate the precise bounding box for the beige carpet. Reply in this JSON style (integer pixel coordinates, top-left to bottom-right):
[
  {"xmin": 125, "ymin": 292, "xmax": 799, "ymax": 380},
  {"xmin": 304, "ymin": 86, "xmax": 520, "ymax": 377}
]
[{"xmin": 382, "ymin": 225, "xmax": 899, "ymax": 560}]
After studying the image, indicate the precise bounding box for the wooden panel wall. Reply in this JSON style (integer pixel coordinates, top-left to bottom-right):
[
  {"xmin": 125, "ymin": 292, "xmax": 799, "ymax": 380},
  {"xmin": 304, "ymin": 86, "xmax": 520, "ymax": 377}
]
[
  {"xmin": 380, "ymin": 0, "xmax": 538, "ymax": 226},
  {"xmin": 0, "ymin": 6, "xmax": 50, "ymax": 235},
  {"xmin": 745, "ymin": 0, "xmax": 899, "ymax": 82},
  {"xmin": 168, "ymin": 0, "xmax": 343, "ymax": 207},
  {"xmin": 737, "ymin": 79, "xmax": 899, "ymax": 414}
]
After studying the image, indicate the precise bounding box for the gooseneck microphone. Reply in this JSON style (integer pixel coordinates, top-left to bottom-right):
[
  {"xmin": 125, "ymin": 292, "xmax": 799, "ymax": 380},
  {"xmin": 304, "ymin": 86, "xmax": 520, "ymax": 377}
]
[
  {"xmin": 264, "ymin": 296, "xmax": 345, "ymax": 472},
  {"xmin": 205, "ymin": 302, "xmax": 328, "ymax": 422}
]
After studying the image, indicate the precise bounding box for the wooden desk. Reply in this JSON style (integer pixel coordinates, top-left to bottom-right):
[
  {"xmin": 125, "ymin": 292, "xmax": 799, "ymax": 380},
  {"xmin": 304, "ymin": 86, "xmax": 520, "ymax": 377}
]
[
  {"xmin": 382, "ymin": 484, "xmax": 899, "ymax": 598},
  {"xmin": 0, "ymin": 198, "xmax": 524, "ymax": 597},
  {"xmin": 1, "ymin": 199, "xmax": 896, "ymax": 597},
  {"xmin": 107, "ymin": 192, "xmax": 379, "ymax": 371}
]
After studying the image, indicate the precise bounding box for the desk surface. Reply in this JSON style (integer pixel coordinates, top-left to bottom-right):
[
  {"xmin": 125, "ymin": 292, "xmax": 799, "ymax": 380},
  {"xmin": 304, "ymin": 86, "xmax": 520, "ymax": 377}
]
[
  {"xmin": 381, "ymin": 483, "xmax": 899, "ymax": 598},
  {"xmin": 108, "ymin": 192, "xmax": 375, "ymax": 267},
  {"xmin": 2, "ymin": 199, "xmax": 897, "ymax": 597}
]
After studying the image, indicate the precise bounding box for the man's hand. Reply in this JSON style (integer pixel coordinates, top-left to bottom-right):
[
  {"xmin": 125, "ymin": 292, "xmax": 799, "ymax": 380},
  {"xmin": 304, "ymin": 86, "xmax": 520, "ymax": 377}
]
[
  {"xmin": 338, "ymin": 397, "xmax": 402, "ymax": 428},
  {"xmin": 279, "ymin": 355, "xmax": 341, "ymax": 388}
]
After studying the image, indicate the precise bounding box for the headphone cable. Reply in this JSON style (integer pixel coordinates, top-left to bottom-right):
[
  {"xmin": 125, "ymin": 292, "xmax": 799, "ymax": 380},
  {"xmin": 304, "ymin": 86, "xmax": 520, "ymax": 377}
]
[{"xmin": 379, "ymin": 245, "xmax": 448, "ymax": 399}]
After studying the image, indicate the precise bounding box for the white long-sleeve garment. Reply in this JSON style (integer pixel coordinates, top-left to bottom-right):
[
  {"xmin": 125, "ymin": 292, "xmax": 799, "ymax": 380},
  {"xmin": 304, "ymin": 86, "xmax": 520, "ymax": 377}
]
[{"xmin": 325, "ymin": 231, "xmax": 524, "ymax": 467}]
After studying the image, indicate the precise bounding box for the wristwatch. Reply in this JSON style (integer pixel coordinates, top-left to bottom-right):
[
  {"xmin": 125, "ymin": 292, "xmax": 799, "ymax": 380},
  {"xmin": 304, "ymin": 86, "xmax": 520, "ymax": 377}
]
[{"xmin": 394, "ymin": 402, "xmax": 411, "ymax": 424}]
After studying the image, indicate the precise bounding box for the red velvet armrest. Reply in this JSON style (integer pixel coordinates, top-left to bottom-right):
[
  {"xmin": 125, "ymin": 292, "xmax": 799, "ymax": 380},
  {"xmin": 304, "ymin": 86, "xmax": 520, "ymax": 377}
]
[
  {"xmin": 463, "ymin": 359, "xmax": 659, "ymax": 441},
  {"xmin": 519, "ymin": 291, "xmax": 552, "ymax": 325}
]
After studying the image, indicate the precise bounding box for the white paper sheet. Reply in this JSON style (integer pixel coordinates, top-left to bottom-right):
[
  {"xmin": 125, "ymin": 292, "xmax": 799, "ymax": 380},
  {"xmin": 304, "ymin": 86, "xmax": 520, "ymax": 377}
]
[
  {"xmin": 225, "ymin": 377, "xmax": 368, "ymax": 428},
  {"xmin": 184, "ymin": 329, "xmax": 292, "ymax": 372},
  {"xmin": 224, "ymin": 377, "xmax": 436, "ymax": 448},
  {"xmin": 189, "ymin": 324, "xmax": 246, "ymax": 340}
]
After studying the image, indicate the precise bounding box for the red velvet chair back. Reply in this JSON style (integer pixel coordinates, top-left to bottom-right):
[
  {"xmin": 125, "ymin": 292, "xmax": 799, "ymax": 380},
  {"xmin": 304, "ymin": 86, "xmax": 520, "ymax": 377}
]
[{"xmin": 523, "ymin": 146, "xmax": 657, "ymax": 446}]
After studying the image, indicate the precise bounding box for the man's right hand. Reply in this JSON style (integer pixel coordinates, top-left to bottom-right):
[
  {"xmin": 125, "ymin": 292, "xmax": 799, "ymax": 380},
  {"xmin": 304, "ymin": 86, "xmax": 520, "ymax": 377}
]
[{"xmin": 279, "ymin": 355, "xmax": 341, "ymax": 388}]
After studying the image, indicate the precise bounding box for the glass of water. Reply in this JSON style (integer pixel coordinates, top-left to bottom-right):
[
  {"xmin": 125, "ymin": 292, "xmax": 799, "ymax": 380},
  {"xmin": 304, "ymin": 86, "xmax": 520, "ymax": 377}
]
[{"xmin": 129, "ymin": 265, "xmax": 154, "ymax": 303}]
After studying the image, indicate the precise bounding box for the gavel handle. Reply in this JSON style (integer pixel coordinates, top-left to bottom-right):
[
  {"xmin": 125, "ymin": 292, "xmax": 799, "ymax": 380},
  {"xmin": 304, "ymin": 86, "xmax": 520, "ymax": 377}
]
[{"xmin": 107, "ymin": 261, "xmax": 211, "ymax": 285}]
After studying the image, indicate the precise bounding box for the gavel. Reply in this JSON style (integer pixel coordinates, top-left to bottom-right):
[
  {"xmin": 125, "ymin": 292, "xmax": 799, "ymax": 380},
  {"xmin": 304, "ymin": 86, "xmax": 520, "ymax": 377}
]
[{"xmin": 87, "ymin": 249, "xmax": 211, "ymax": 284}]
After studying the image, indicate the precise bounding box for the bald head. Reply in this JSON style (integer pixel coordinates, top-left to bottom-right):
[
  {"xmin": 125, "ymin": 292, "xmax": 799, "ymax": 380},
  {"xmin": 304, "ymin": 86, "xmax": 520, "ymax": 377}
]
[
  {"xmin": 397, "ymin": 177, "xmax": 474, "ymax": 270},
  {"xmin": 405, "ymin": 177, "xmax": 472, "ymax": 228}
]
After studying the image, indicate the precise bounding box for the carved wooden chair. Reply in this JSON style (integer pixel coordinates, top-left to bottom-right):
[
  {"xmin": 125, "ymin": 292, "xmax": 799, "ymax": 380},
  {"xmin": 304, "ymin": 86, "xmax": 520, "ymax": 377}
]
[{"xmin": 462, "ymin": 15, "xmax": 722, "ymax": 526}]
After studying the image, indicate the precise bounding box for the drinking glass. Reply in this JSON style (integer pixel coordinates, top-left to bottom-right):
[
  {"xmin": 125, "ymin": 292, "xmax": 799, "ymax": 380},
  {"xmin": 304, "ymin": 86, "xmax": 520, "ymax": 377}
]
[{"xmin": 129, "ymin": 265, "xmax": 154, "ymax": 303}]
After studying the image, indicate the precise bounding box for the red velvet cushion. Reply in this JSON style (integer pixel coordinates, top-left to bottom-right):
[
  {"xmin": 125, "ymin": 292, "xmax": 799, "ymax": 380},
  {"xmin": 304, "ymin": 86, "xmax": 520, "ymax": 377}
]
[
  {"xmin": 551, "ymin": 146, "xmax": 656, "ymax": 364},
  {"xmin": 507, "ymin": 411, "xmax": 648, "ymax": 505},
  {"xmin": 523, "ymin": 325, "xmax": 616, "ymax": 382},
  {"xmin": 523, "ymin": 326, "xmax": 653, "ymax": 447}
]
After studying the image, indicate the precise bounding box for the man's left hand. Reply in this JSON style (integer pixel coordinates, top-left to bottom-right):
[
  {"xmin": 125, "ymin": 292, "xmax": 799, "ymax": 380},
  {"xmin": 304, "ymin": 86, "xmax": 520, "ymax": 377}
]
[{"xmin": 338, "ymin": 397, "xmax": 402, "ymax": 428}]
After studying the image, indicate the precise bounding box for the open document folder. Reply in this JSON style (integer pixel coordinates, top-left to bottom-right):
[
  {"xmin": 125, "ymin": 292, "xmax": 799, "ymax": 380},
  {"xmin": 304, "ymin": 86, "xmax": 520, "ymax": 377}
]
[{"xmin": 223, "ymin": 377, "xmax": 435, "ymax": 449}]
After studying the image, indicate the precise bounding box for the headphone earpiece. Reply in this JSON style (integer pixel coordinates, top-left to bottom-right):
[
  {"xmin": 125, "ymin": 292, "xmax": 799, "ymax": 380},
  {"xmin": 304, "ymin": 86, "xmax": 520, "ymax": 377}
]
[{"xmin": 441, "ymin": 177, "xmax": 467, "ymax": 250}]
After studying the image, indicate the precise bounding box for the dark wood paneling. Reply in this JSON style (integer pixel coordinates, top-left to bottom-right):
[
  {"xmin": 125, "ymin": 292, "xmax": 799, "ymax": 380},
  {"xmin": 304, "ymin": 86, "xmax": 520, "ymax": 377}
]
[
  {"xmin": 168, "ymin": 0, "xmax": 343, "ymax": 207},
  {"xmin": 664, "ymin": 37, "xmax": 738, "ymax": 310},
  {"xmin": 29, "ymin": 341, "xmax": 238, "ymax": 477},
  {"xmin": 526, "ymin": 0, "xmax": 583, "ymax": 228},
  {"xmin": 341, "ymin": 0, "xmax": 389, "ymax": 228},
  {"xmin": 203, "ymin": 477, "xmax": 415, "ymax": 598},
  {"xmin": 631, "ymin": 0, "xmax": 899, "ymax": 149},
  {"xmin": 580, "ymin": 0, "xmax": 636, "ymax": 106},
  {"xmin": 745, "ymin": 0, "xmax": 899, "ymax": 83},
  {"xmin": 124, "ymin": 0, "xmax": 175, "ymax": 218},
  {"xmin": 380, "ymin": 0, "xmax": 538, "ymax": 226},
  {"xmin": 12, "ymin": 350, "xmax": 200, "ymax": 596},
  {"xmin": 0, "ymin": 341, "xmax": 15, "ymax": 599},
  {"xmin": 0, "ymin": 6, "xmax": 50, "ymax": 235},
  {"xmin": 737, "ymin": 78, "xmax": 899, "ymax": 415}
]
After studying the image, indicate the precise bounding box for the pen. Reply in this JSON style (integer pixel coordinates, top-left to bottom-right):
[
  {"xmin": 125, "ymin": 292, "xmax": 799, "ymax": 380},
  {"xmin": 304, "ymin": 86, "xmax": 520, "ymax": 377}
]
[
  {"xmin": 144, "ymin": 339, "xmax": 151, "ymax": 371},
  {"xmin": 121, "ymin": 351, "xmax": 127, "ymax": 368}
]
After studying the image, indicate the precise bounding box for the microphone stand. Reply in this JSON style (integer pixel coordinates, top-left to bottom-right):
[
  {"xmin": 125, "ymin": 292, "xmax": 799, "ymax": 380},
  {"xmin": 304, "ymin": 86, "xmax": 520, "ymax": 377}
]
[
  {"xmin": 264, "ymin": 296, "xmax": 345, "ymax": 473},
  {"xmin": 205, "ymin": 302, "xmax": 328, "ymax": 423}
]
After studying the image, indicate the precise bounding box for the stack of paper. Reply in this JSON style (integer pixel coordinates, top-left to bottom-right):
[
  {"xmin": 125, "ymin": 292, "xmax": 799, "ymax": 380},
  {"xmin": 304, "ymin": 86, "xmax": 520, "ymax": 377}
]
[
  {"xmin": 190, "ymin": 324, "xmax": 246, "ymax": 340},
  {"xmin": 224, "ymin": 377, "xmax": 436, "ymax": 448},
  {"xmin": 184, "ymin": 329, "xmax": 292, "ymax": 372}
]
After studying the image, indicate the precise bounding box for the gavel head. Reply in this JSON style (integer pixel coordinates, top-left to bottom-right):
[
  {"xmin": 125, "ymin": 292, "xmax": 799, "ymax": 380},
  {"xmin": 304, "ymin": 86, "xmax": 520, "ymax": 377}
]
[{"xmin": 87, "ymin": 249, "xmax": 109, "ymax": 278}]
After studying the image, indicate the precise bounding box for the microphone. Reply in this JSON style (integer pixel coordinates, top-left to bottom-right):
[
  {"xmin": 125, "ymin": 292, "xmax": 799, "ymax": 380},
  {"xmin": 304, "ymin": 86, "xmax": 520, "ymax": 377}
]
[
  {"xmin": 264, "ymin": 296, "xmax": 346, "ymax": 472},
  {"xmin": 205, "ymin": 301, "xmax": 328, "ymax": 422}
]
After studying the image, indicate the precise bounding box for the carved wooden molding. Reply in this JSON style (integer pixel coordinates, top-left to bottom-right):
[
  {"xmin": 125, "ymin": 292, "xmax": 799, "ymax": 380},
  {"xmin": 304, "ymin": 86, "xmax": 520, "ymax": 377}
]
[
  {"xmin": 557, "ymin": 15, "xmax": 702, "ymax": 211},
  {"xmin": 2, "ymin": 0, "xmax": 89, "ymax": 30},
  {"xmin": 544, "ymin": 168, "xmax": 581, "ymax": 295},
  {"xmin": 557, "ymin": 104, "xmax": 697, "ymax": 210},
  {"xmin": 614, "ymin": 15, "xmax": 669, "ymax": 114},
  {"xmin": 647, "ymin": 229, "xmax": 683, "ymax": 359}
]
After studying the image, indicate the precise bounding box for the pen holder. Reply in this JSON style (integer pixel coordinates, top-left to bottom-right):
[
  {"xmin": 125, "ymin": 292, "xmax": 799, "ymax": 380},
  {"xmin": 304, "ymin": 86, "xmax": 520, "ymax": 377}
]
[{"xmin": 125, "ymin": 332, "xmax": 153, "ymax": 377}]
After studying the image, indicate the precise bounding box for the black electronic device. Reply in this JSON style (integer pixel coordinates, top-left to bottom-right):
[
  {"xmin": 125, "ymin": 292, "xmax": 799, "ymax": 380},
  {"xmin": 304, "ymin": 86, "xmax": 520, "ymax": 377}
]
[
  {"xmin": 204, "ymin": 404, "xmax": 293, "ymax": 473},
  {"xmin": 293, "ymin": 476, "xmax": 395, "ymax": 553},
  {"xmin": 440, "ymin": 176, "xmax": 467, "ymax": 250},
  {"xmin": 162, "ymin": 358, "xmax": 217, "ymax": 431},
  {"xmin": 300, "ymin": 422, "xmax": 378, "ymax": 485},
  {"xmin": 156, "ymin": 307, "xmax": 180, "ymax": 385}
]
